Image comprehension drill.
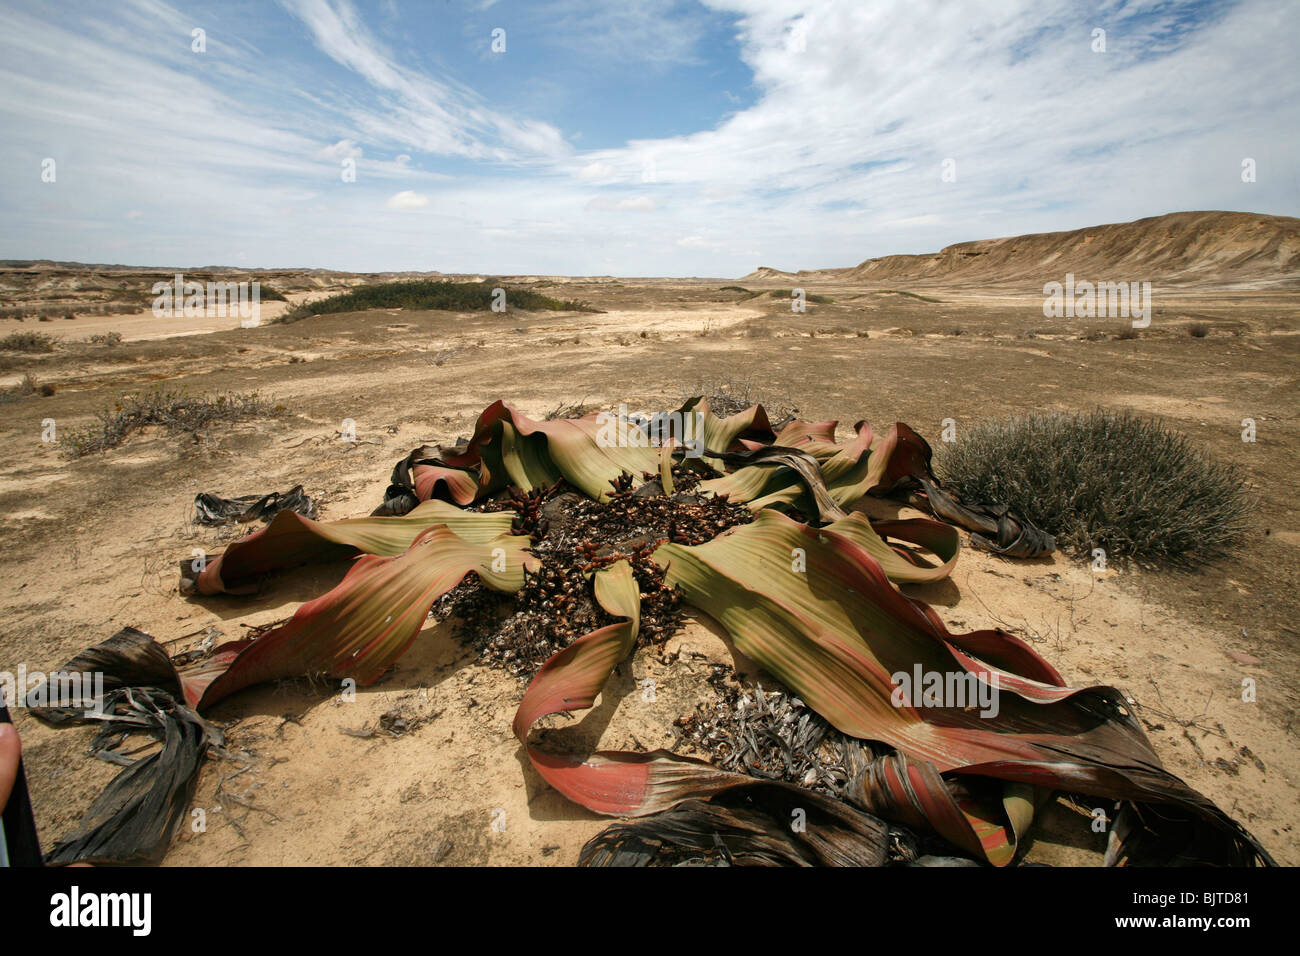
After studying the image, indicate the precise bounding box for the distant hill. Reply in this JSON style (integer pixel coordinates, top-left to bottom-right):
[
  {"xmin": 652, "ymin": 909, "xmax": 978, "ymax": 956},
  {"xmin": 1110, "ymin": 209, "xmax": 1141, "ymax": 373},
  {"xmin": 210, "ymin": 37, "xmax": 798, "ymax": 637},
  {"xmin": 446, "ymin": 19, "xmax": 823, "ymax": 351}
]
[
  {"xmin": 744, "ymin": 211, "xmax": 1300, "ymax": 289},
  {"xmin": 0, "ymin": 261, "xmax": 367, "ymax": 274}
]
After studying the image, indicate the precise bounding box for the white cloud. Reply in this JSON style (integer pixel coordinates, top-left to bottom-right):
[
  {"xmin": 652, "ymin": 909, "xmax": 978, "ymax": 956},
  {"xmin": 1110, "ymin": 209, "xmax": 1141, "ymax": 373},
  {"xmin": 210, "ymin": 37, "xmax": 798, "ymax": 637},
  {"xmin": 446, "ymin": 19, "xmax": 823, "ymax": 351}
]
[
  {"xmin": 578, "ymin": 162, "xmax": 617, "ymax": 181},
  {"xmin": 385, "ymin": 190, "xmax": 430, "ymax": 209},
  {"xmin": 884, "ymin": 214, "xmax": 939, "ymax": 228},
  {"xmin": 519, "ymin": 0, "xmax": 718, "ymax": 68},
  {"xmin": 586, "ymin": 195, "xmax": 657, "ymax": 212},
  {"xmin": 281, "ymin": 0, "xmax": 570, "ymax": 161},
  {"xmin": 317, "ymin": 138, "xmax": 363, "ymax": 161}
]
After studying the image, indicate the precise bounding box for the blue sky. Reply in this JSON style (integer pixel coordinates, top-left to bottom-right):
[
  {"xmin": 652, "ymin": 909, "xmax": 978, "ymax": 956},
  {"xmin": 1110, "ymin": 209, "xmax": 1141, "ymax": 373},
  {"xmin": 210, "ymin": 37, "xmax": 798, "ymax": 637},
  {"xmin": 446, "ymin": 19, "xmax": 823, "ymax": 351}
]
[{"xmin": 1, "ymin": 0, "xmax": 1296, "ymax": 275}]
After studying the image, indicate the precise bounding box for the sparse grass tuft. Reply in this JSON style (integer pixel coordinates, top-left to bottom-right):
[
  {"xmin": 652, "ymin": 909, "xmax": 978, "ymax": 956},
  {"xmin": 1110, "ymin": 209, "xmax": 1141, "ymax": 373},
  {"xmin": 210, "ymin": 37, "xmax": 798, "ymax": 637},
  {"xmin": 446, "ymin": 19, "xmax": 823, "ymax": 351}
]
[
  {"xmin": 87, "ymin": 331, "xmax": 123, "ymax": 346},
  {"xmin": 936, "ymin": 409, "xmax": 1251, "ymax": 566},
  {"xmin": 544, "ymin": 397, "xmax": 595, "ymax": 420},
  {"xmin": 686, "ymin": 376, "xmax": 800, "ymax": 426},
  {"xmin": 0, "ymin": 331, "xmax": 56, "ymax": 352},
  {"xmin": 0, "ymin": 372, "xmax": 52, "ymax": 403},
  {"xmin": 277, "ymin": 280, "xmax": 601, "ymax": 323},
  {"xmin": 61, "ymin": 389, "xmax": 283, "ymax": 458}
]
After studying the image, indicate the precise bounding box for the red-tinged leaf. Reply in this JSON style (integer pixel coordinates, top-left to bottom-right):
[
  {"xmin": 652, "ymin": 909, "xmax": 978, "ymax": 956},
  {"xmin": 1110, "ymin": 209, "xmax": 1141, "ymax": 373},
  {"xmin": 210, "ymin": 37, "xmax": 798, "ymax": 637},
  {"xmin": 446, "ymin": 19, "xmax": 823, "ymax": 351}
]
[
  {"xmin": 183, "ymin": 527, "xmax": 536, "ymax": 710},
  {"xmin": 700, "ymin": 419, "xmax": 912, "ymax": 517},
  {"xmin": 825, "ymin": 512, "xmax": 960, "ymax": 584},
  {"xmin": 651, "ymin": 510, "xmax": 1273, "ymax": 865},
  {"xmin": 413, "ymin": 463, "xmax": 480, "ymax": 505},
  {"xmin": 774, "ymin": 418, "xmax": 840, "ymax": 446},
  {"xmin": 513, "ymin": 561, "xmax": 748, "ymax": 815},
  {"xmin": 392, "ymin": 400, "xmax": 660, "ymax": 505},
  {"xmin": 191, "ymin": 500, "xmax": 513, "ymax": 594}
]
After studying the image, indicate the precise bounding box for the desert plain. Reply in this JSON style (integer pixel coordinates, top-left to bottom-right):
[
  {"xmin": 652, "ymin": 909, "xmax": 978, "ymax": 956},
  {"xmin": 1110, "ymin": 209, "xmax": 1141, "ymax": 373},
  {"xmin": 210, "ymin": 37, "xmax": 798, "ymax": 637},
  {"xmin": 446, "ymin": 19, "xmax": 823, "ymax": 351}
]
[{"xmin": 1, "ymin": 211, "xmax": 1298, "ymax": 866}]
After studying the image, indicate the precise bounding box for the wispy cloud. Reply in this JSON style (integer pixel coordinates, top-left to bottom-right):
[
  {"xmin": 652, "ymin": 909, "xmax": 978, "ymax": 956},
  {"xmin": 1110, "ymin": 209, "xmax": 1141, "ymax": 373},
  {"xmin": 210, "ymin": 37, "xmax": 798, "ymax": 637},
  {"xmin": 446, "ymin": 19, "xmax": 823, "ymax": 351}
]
[
  {"xmin": 385, "ymin": 189, "xmax": 429, "ymax": 209},
  {"xmin": 281, "ymin": 0, "xmax": 570, "ymax": 161}
]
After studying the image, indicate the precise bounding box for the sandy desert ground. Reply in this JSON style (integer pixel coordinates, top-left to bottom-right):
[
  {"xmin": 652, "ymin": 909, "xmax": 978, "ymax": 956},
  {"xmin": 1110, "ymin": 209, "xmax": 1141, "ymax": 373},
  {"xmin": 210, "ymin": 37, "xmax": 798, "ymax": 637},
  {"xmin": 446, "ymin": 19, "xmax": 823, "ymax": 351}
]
[{"xmin": 1, "ymin": 261, "xmax": 1297, "ymax": 866}]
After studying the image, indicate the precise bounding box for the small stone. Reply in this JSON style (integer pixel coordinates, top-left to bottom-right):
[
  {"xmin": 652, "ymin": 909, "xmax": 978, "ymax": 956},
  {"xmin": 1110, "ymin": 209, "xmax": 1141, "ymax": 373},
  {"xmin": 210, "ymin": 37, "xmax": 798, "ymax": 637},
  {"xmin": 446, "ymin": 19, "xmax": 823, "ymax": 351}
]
[{"xmin": 1227, "ymin": 650, "xmax": 1262, "ymax": 666}]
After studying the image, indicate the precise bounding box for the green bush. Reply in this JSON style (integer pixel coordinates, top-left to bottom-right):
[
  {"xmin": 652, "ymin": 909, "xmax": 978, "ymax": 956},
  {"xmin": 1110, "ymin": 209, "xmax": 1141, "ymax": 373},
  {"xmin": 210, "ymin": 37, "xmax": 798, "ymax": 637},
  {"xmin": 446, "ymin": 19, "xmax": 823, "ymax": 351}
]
[
  {"xmin": 936, "ymin": 409, "xmax": 1251, "ymax": 566},
  {"xmin": 277, "ymin": 280, "xmax": 599, "ymax": 324}
]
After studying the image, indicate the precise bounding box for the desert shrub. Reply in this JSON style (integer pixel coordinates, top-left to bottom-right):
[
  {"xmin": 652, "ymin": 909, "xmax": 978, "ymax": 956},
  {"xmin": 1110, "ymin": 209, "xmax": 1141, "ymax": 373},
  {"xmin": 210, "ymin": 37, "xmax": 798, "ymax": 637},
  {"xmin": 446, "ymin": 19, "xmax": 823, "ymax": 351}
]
[
  {"xmin": 686, "ymin": 376, "xmax": 800, "ymax": 425},
  {"xmin": 1188, "ymin": 322, "xmax": 1211, "ymax": 338},
  {"xmin": 544, "ymin": 397, "xmax": 595, "ymax": 420},
  {"xmin": 0, "ymin": 331, "xmax": 56, "ymax": 352},
  {"xmin": 936, "ymin": 410, "xmax": 1251, "ymax": 566},
  {"xmin": 719, "ymin": 285, "xmax": 751, "ymax": 293},
  {"xmin": 277, "ymin": 280, "xmax": 600, "ymax": 323},
  {"xmin": 553, "ymin": 297, "xmax": 597, "ymax": 312},
  {"xmin": 258, "ymin": 284, "xmax": 288, "ymax": 301},
  {"xmin": 87, "ymin": 331, "xmax": 123, "ymax": 346},
  {"xmin": 0, "ymin": 372, "xmax": 50, "ymax": 403},
  {"xmin": 1114, "ymin": 329, "xmax": 1141, "ymax": 340},
  {"xmin": 768, "ymin": 289, "xmax": 834, "ymax": 304},
  {"xmin": 61, "ymin": 389, "xmax": 282, "ymax": 458},
  {"xmin": 882, "ymin": 290, "xmax": 941, "ymax": 303}
]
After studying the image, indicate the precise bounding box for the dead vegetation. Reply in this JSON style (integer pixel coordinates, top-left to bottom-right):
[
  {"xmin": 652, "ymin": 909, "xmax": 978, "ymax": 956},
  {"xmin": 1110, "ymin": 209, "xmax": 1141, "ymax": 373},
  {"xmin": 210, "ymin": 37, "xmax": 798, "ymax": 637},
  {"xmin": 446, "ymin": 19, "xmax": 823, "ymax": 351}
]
[
  {"xmin": 0, "ymin": 330, "xmax": 56, "ymax": 352},
  {"xmin": 686, "ymin": 375, "xmax": 800, "ymax": 424},
  {"xmin": 675, "ymin": 678, "xmax": 863, "ymax": 796},
  {"xmin": 60, "ymin": 389, "xmax": 284, "ymax": 458},
  {"xmin": 437, "ymin": 472, "xmax": 753, "ymax": 679},
  {"xmin": 0, "ymin": 371, "xmax": 55, "ymax": 403}
]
